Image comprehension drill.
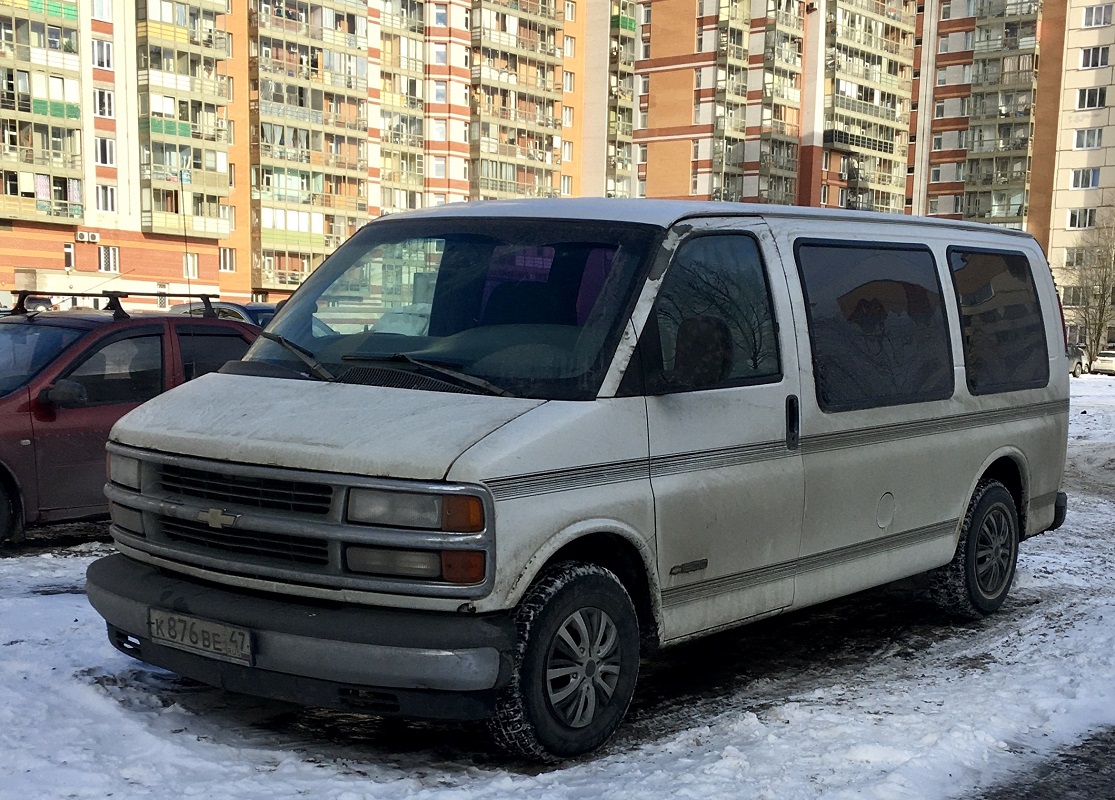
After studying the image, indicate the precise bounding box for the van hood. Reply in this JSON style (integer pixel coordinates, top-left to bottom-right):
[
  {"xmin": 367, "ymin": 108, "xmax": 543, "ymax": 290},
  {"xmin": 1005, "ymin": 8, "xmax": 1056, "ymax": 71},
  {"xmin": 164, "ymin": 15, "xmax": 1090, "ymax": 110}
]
[{"xmin": 110, "ymin": 373, "xmax": 544, "ymax": 480}]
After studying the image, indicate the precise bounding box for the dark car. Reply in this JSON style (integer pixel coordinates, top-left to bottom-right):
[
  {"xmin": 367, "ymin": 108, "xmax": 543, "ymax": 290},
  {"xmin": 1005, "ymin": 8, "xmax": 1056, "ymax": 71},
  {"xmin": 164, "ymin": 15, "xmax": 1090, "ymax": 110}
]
[
  {"xmin": 0, "ymin": 293, "xmax": 258, "ymax": 542},
  {"xmin": 170, "ymin": 300, "xmax": 276, "ymax": 328}
]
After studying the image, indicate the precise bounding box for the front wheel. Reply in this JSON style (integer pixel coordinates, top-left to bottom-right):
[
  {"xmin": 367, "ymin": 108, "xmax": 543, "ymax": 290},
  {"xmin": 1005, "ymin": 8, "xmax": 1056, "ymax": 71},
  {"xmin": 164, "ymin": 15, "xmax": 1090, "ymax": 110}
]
[
  {"xmin": 488, "ymin": 562, "xmax": 640, "ymax": 761},
  {"xmin": 1072, "ymin": 363, "xmax": 1083, "ymax": 378},
  {"xmin": 930, "ymin": 480, "xmax": 1019, "ymax": 619}
]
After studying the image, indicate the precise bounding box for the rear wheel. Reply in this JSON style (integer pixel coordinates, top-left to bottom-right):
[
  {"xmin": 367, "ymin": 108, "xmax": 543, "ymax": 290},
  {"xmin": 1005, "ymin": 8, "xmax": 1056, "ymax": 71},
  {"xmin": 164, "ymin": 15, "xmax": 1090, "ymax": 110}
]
[
  {"xmin": 1072, "ymin": 363, "xmax": 1083, "ymax": 378},
  {"xmin": 488, "ymin": 562, "xmax": 640, "ymax": 761},
  {"xmin": 930, "ymin": 480, "xmax": 1018, "ymax": 619}
]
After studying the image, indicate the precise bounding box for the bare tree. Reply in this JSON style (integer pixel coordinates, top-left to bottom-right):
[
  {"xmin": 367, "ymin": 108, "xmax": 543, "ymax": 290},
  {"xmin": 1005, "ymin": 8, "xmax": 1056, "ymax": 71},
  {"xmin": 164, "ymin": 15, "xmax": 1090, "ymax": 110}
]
[{"xmin": 1063, "ymin": 213, "xmax": 1115, "ymax": 359}]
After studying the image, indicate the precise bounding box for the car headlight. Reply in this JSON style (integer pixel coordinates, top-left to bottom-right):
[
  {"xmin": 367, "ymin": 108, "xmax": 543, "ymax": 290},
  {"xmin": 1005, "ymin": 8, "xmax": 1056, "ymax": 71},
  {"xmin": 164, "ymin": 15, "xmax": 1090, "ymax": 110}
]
[
  {"xmin": 346, "ymin": 488, "xmax": 485, "ymax": 532},
  {"xmin": 108, "ymin": 454, "xmax": 141, "ymax": 490}
]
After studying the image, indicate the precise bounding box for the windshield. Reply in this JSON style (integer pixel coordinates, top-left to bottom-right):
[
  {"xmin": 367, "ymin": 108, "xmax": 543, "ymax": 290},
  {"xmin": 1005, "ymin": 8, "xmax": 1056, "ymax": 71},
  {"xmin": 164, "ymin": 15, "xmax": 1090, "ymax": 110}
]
[
  {"xmin": 247, "ymin": 216, "xmax": 661, "ymax": 400},
  {"xmin": 0, "ymin": 322, "xmax": 85, "ymax": 395}
]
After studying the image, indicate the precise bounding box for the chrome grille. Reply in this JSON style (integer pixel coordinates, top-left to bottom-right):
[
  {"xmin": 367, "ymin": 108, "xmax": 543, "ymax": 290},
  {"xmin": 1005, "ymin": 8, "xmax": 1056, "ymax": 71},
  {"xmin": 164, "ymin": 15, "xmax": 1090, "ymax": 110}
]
[
  {"xmin": 160, "ymin": 464, "xmax": 333, "ymax": 515},
  {"xmin": 160, "ymin": 516, "xmax": 330, "ymax": 566}
]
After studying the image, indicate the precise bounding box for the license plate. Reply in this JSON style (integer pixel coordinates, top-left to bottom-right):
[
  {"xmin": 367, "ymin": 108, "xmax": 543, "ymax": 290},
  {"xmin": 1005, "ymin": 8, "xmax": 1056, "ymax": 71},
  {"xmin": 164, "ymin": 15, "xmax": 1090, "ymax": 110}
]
[{"xmin": 148, "ymin": 609, "xmax": 253, "ymax": 666}]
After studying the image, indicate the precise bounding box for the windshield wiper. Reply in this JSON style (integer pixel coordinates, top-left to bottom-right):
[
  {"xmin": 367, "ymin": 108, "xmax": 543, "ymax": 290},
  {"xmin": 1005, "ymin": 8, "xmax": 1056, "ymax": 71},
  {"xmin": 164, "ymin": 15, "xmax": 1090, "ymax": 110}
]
[
  {"xmin": 341, "ymin": 352, "xmax": 511, "ymax": 397},
  {"xmin": 259, "ymin": 331, "xmax": 335, "ymax": 382}
]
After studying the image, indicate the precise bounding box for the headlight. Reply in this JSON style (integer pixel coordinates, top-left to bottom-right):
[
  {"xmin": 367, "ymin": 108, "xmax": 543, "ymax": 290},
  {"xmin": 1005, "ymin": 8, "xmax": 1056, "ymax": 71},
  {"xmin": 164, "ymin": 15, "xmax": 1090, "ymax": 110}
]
[
  {"xmin": 108, "ymin": 454, "xmax": 141, "ymax": 490},
  {"xmin": 346, "ymin": 488, "xmax": 484, "ymax": 532}
]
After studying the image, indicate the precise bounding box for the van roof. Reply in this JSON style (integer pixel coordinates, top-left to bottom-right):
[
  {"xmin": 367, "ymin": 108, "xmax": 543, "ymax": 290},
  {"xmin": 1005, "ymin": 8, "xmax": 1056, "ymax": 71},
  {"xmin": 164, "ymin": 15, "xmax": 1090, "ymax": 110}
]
[{"xmin": 371, "ymin": 198, "xmax": 1038, "ymax": 240}]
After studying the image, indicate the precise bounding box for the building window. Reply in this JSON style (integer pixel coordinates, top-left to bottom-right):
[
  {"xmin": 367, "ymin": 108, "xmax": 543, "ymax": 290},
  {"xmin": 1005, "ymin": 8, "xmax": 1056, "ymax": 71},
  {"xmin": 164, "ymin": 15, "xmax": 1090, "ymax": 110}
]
[
  {"xmin": 1081, "ymin": 46, "xmax": 1110, "ymax": 68},
  {"xmin": 938, "ymin": 36, "xmax": 949, "ymax": 53},
  {"xmin": 637, "ymin": 109, "xmax": 648, "ymax": 128},
  {"xmin": 1068, "ymin": 208, "xmax": 1098, "ymax": 229},
  {"xmin": 1078, "ymin": 87, "xmax": 1107, "ymax": 109},
  {"xmin": 931, "ymin": 133, "xmax": 944, "ymax": 150},
  {"xmin": 934, "ymin": 100, "xmax": 946, "ymax": 118},
  {"xmin": 1072, "ymin": 168, "xmax": 1101, "ymax": 189},
  {"xmin": 431, "ymin": 156, "xmax": 446, "ymax": 178},
  {"xmin": 433, "ymin": 81, "xmax": 447, "ymax": 103},
  {"xmin": 562, "ymin": 140, "xmax": 573, "ymax": 162},
  {"xmin": 941, "ymin": 1, "xmax": 951, "ymax": 17},
  {"xmin": 936, "ymin": 69, "xmax": 948, "ymax": 86},
  {"xmin": 564, "ymin": 36, "xmax": 575, "ymax": 57},
  {"xmin": 640, "ymin": 75, "xmax": 650, "ymax": 94},
  {"xmin": 93, "ymin": 89, "xmax": 114, "ymax": 118},
  {"xmin": 930, "ymin": 165, "xmax": 942, "ymax": 182},
  {"xmin": 638, "ymin": 144, "xmax": 648, "ymax": 163},
  {"xmin": 636, "ymin": 179, "xmax": 646, "ymax": 198},
  {"xmin": 432, "ymin": 4, "xmax": 447, "ymax": 25},
  {"xmin": 219, "ymin": 248, "xmax": 235, "ymax": 273},
  {"xmin": 1075, "ymin": 128, "xmax": 1103, "ymax": 149},
  {"xmin": 1065, "ymin": 247, "xmax": 1091, "ymax": 268},
  {"xmin": 63, "ymin": 242, "xmax": 74, "ymax": 270},
  {"xmin": 820, "ymin": 184, "xmax": 829, "ymax": 205},
  {"xmin": 92, "ymin": 0, "xmax": 113, "ymax": 21},
  {"xmin": 1084, "ymin": 3, "xmax": 1113, "ymax": 26},
  {"xmin": 183, "ymin": 252, "xmax": 199, "ymax": 279},
  {"xmin": 641, "ymin": 3, "xmax": 651, "ymax": 23},
  {"xmin": 94, "ymin": 137, "xmax": 116, "ymax": 166},
  {"xmin": 98, "ymin": 245, "xmax": 120, "ymax": 273},
  {"xmin": 562, "ymin": 106, "xmax": 574, "ymax": 126},
  {"xmin": 95, "ymin": 184, "xmax": 117, "ymax": 212},
  {"xmin": 692, "ymin": 139, "xmax": 700, "ymax": 160},
  {"xmin": 641, "ymin": 39, "xmax": 650, "ymax": 59},
  {"xmin": 560, "ymin": 175, "xmax": 572, "ymax": 196},
  {"xmin": 431, "ymin": 119, "xmax": 447, "ymax": 141},
  {"xmin": 565, "ymin": 1, "xmax": 576, "ymax": 21},
  {"xmin": 432, "ymin": 43, "xmax": 447, "ymax": 65},
  {"xmin": 563, "ymin": 71, "xmax": 575, "ymax": 92},
  {"xmin": 690, "ymin": 170, "xmax": 698, "ymax": 195},
  {"xmin": 92, "ymin": 39, "xmax": 113, "ymax": 69}
]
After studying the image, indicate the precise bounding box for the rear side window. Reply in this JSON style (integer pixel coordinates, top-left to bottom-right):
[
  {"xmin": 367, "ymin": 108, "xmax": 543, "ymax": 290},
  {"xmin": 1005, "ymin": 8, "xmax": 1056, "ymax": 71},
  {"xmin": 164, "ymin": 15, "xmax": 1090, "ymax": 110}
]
[
  {"xmin": 947, "ymin": 247, "xmax": 1048, "ymax": 394},
  {"xmin": 178, "ymin": 332, "xmax": 252, "ymax": 380},
  {"xmin": 796, "ymin": 240, "xmax": 953, "ymax": 412},
  {"xmin": 642, "ymin": 234, "xmax": 781, "ymax": 393}
]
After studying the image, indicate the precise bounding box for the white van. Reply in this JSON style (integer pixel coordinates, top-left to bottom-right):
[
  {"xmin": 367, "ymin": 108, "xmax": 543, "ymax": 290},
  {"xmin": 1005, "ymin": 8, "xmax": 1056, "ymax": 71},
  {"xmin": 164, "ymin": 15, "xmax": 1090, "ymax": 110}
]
[{"xmin": 86, "ymin": 200, "xmax": 1069, "ymax": 760}]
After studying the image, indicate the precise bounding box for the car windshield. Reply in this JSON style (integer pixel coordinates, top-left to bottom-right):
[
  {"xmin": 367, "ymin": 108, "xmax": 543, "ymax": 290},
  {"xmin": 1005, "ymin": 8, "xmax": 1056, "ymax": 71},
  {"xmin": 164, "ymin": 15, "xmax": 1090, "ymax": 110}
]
[
  {"xmin": 248, "ymin": 216, "xmax": 661, "ymax": 400},
  {"xmin": 0, "ymin": 322, "xmax": 86, "ymax": 395}
]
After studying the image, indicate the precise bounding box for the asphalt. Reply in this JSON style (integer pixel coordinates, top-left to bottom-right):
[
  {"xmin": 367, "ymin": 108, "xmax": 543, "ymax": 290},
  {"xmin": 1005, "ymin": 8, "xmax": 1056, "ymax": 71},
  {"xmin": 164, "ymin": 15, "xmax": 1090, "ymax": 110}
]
[{"xmin": 980, "ymin": 727, "xmax": 1115, "ymax": 800}]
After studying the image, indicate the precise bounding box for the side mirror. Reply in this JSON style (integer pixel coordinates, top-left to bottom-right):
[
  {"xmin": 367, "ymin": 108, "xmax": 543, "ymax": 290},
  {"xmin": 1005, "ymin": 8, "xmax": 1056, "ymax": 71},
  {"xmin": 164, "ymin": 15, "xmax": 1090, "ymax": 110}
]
[{"xmin": 39, "ymin": 379, "xmax": 88, "ymax": 408}]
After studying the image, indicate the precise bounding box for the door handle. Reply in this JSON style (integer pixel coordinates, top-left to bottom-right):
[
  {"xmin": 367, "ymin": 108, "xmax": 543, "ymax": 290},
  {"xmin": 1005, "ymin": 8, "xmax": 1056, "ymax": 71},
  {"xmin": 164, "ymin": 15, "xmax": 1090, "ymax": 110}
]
[{"xmin": 785, "ymin": 394, "xmax": 800, "ymax": 451}]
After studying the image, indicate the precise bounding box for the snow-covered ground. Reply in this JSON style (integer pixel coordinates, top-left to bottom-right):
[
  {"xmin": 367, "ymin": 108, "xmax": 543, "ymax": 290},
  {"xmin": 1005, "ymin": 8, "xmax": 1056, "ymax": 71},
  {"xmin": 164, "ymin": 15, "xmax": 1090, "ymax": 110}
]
[{"xmin": 2, "ymin": 377, "xmax": 1114, "ymax": 800}]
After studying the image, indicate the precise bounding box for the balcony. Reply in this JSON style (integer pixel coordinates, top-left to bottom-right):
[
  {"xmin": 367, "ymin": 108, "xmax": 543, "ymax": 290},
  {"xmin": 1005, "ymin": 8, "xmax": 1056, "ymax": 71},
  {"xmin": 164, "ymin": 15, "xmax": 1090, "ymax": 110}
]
[
  {"xmin": 972, "ymin": 35, "xmax": 1037, "ymax": 52},
  {"xmin": 250, "ymin": 10, "xmax": 367, "ymax": 51},
  {"xmin": 840, "ymin": 0, "xmax": 916, "ymax": 26},
  {"xmin": 0, "ymin": 195, "xmax": 82, "ymax": 223},
  {"xmin": 486, "ymin": 0, "xmax": 561, "ymax": 23},
  {"xmin": 254, "ymin": 56, "xmax": 367, "ymax": 92},
  {"xmin": 828, "ymin": 95, "xmax": 909, "ymax": 124},
  {"xmin": 771, "ymin": 10, "xmax": 803, "ymax": 29},
  {"xmin": 476, "ymin": 139, "xmax": 558, "ymax": 165},
  {"xmin": 761, "ymin": 119, "xmax": 800, "ymax": 138},
  {"xmin": 473, "ymin": 103, "xmax": 561, "ymax": 130},
  {"xmin": 763, "ymin": 84, "xmax": 801, "ymax": 103},
  {"xmin": 967, "ymin": 137, "xmax": 1031, "ymax": 153},
  {"xmin": 764, "ymin": 46, "xmax": 802, "ymax": 69},
  {"xmin": 759, "ymin": 152, "xmax": 800, "ymax": 174},
  {"xmin": 0, "ymin": 146, "xmax": 81, "ymax": 171},
  {"xmin": 380, "ymin": 12, "xmax": 426, "ymax": 34},
  {"xmin": 381, "ymin": 169, "xmax": 425, "ymax": 186},
  {"xmin": 470, "ymin": 176, "xmax": 558, "ymax": 197},
  {"xmin": 974, "ymin": 0, "xmax": 1041, "ymax": 17},
  {"xmin": 474, "ymin": 28, "xmax": 563, "ymax": 60},
  {"xmin": 138, "ymin": 164, "xmax": 230, "ymax": 190},
  {"xmin": 828, "ymin": 25, "xmax": 913, "ymax": 59},
  {"xmin": 251, "ymin": 188, "xmax": 368, "ymax": 212},
  {"xmin": 471, "ymin": 65, "xmax": 559, "ymax": 97},
  {"xmin": 969, "ymin": 70, "xmax": 1035, "ymax": 88},
  {"xmin": 140, "ymin": 70, "xmax": 230, "ymax": 100},
  {"xmin": 141, "ymin": 211, "xmax": 229, "ymax": 238},
  {"xmin": 253, "ymin": 100, "xmax": 366, "ymax": 131},
  {"xmin": 828, "ymin": 59, "xmax": 913, "ymax": 92}
]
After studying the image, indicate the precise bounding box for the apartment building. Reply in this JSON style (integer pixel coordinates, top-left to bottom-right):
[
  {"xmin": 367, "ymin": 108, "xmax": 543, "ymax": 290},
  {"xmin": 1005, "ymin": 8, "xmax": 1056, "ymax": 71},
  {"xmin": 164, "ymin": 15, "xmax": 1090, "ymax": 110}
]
[
  {"xmin": 1046, "ymin": 0, "xmax": 1115, "ymax": 347},
  {"xmin": 0, "ymin": 0, "xmax": 236, "ymax": 305}
]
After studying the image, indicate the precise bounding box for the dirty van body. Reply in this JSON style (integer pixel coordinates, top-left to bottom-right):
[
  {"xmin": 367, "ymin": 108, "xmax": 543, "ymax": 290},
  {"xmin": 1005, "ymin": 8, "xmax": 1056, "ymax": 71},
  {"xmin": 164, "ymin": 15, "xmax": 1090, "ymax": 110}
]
[{"xmin": 86, "ymin": 199, "xmax": 1069, "ymax": 761}]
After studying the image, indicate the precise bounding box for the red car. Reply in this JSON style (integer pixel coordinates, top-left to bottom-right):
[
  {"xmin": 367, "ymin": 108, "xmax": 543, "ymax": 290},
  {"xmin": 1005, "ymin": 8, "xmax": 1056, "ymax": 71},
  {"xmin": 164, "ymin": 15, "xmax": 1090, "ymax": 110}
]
[{"xmin": 0, "ymin": 293, "xmax": 257, "ymax": 542}]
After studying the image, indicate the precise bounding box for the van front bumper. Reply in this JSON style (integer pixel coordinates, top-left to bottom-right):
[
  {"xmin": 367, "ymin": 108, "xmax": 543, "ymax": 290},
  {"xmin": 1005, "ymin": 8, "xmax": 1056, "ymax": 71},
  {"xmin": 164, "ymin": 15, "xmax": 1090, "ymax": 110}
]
[{"xmin": 85, "ymin": 554, "xmax": 516, "ymax": 721}]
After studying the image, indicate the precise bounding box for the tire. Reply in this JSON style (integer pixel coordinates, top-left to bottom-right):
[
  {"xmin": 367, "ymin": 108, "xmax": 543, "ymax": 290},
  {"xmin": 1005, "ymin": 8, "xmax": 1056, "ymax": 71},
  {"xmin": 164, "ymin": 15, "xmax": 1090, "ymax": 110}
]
[
  {"xmin": 488, "ymin": 562, "xmax": 640, "ymax": 761},
  {"xmin": 1072, "ymin": 363, "xmax": 1082, "ymax": 378},
  {"xmin": 930, "ymin": 480, "xmax": 1019, "ymax": 620}
]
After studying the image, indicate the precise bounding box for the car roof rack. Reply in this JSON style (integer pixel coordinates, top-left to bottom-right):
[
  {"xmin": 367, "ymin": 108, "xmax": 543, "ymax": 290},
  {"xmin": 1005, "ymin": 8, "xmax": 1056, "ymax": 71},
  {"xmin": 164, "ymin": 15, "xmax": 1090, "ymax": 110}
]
[{"xmin": 9, "ymin": 291, "xmax": 218, "ymax": 320}]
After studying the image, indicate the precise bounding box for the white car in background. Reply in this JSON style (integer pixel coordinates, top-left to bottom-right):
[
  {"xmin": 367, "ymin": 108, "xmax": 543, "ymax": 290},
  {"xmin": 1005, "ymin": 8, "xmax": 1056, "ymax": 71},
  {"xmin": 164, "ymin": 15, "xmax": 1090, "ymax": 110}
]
[{"xmin": 1092, "ymin": 350, "xmax": 1115, "ymax": 375}]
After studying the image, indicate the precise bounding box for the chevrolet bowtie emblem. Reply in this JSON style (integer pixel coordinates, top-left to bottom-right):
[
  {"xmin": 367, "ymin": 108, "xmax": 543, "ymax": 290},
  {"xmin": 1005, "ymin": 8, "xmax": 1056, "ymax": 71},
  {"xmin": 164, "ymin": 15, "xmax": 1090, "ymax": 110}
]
[{"xmin": 197, "ymin": 508, "xmax": 239, "ymax": 529}]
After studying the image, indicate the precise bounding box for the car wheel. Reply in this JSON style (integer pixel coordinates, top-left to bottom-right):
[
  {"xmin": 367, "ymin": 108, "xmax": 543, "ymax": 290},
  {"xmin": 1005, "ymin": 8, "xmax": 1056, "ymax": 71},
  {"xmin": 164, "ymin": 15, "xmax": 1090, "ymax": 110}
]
[
  {"xmin": 930, "ymin": 480, "xmax": 1019, "ymax": 620},
  {"xmin": 1072, "ymin": 363, "xmax": 1082, "ymax": 378},
  {"xmin": 488, "ymin": 562, "xmax": 640, "ymax": 761}
]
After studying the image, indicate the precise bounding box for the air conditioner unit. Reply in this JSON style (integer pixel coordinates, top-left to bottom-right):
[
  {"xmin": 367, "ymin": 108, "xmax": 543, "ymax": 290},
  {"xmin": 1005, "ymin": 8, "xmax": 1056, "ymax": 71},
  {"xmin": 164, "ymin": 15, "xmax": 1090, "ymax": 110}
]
[
  {"xmin": 838, "ymin": 171, "xmax": 848, "ymax": 180},
  {"xmin": 75, "ymin": 231, "xmax": 89, "ymax": 242},
  {"xmin": 88, "ymin": 232, "xmax": 101, "ymax": 243}
]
